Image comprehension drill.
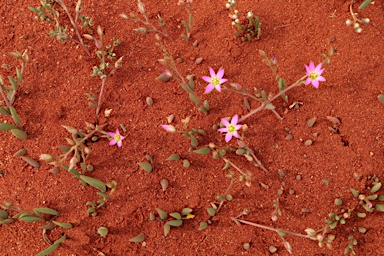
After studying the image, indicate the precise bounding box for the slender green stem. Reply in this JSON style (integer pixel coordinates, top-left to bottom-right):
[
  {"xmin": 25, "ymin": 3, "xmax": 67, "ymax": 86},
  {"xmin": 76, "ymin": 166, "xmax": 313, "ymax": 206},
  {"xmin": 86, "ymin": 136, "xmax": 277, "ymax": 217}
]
[
  {"xmin": 221, "ymin": 157, "xmax": 246, "ymax": 176},
  {"xmin": 55, "ymin": 0, "xmax": 90, "ymax": 56},
  {"xmin": 239, "ymin": 75, "xmax": 307, "ymax": 122},
  {"xmin": 216, "ymin": 179, "xmax": 236, "ymax": 213}
]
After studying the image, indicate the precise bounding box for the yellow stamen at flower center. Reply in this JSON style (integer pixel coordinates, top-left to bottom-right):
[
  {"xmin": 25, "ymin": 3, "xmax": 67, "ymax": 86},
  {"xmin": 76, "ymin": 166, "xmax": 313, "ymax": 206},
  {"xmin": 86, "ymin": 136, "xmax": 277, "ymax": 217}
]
[
  {"xmin": 211, "ymin": 76, "xmax": 220, "ymax": 86},
  {"xmin": 309, "ymin": 71, "xmax": 319, "ymax": 80},
  {"xmin": 114, "ymin": 134, "xmax": 121, "ymax": 142},
  {"xmin": 227, "ymin": 124, "xmax": 236, "ymax": 133}
]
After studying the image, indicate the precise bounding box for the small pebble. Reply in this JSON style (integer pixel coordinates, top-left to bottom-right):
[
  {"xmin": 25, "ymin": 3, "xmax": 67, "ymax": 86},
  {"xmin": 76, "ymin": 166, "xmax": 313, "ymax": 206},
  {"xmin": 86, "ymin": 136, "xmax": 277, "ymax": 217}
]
[
  {"xmin": 296, "ymin": 175, "xmax": 302, "ymax": 181},
  {"xmin": 277, "ymin": 188, "xmax": 283, "ymax": 195},
  {"xmin": 243, "ymin": 243, "xmax": 250, "ymax": 250},
  {"xmin": 192, "ymin": 40, "xmax": 198, "ymax": 47},
  {"xmin": 160, "ymin": 179, "xmax": 169, "ymax": 191},
  {"xmin": 304, "ymin": 139, "xmax": 313, "ymax": 146},
  {"xmin": 289, "ymin": 189, "xmax": 295, "ymax": 195},
  {"xmin": 285, "ymin": 134, "xmax": 294, "ymax": 140},
  {"xmin": 176, "ymin": 58, "xmax": 184, "ymax": 63},
  {"xmin": 195, "ymin": 57, "xmax": 203, "ymax": 64},
  {"xmin": 302, "ymin": 207, "xmax": 311, "ymax": 213},
  {"xmin": 278, "ymin": 169, "xmax": 286, "ymax": 178},
  {"xmin": 284, "ymin": 127, "xmax": 291, "ymax": 132},
  {"xmin": 146, "ymin": 97, "xmax": 153, "ymax": 106},
  {"xmin": 269, "ymin": 246, "xmax": 277, "ymax": 253}
]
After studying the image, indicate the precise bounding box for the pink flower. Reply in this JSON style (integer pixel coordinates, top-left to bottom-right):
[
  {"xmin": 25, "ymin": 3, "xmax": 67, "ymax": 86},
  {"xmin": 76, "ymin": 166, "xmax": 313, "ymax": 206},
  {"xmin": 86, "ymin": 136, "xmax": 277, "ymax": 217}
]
[
  {"xmin": 108, "ymin": 129, "xmax": 125, "ymax": 147},
  {"xmin": 160, "ymin": 124, "xmax": 176, "ymax": 133},
  {"xmin": 217, "ymin": 114, "xmax": 242, "ymax": 142},
  {"xmin": 202, "ymin": 67, "xmax": 227, "ymax": 93},
  {"xmin": 305, "ymin": 61, "xmax": 325, "ymax": 88}
]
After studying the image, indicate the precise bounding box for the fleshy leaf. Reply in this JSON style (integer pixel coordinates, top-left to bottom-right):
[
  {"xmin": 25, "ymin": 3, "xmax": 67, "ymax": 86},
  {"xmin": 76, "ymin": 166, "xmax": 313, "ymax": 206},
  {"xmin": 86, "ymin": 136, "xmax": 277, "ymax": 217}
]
[
  {"xmin": 130, "ymin": 233, "xmax": 146, "ymax": 242},
  {"xmin": 52, "ymin": 221, "xmax": 73, "ymax": 228},
  {"xmin": 193, "ymin": 147, "xmax": 211, "ymax": 155},
  {"xmin": 11, "ymin": 129, "xmax": 28, "ymax": 139},
  {"xmin": 80, "ymin": 175, "xmax": 106, "ymax": 192},
  {"xmin": 137, "ymin": 162, "xmax": 153, "ymax": 172}
]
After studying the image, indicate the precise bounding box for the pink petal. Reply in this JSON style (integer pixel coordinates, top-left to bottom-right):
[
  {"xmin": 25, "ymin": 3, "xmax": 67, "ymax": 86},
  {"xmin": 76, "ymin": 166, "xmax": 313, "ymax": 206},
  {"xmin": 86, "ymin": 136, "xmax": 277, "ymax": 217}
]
[
  {"xmin": 225, "ymin": 133, "xmax": 233, "ymax": 142},
  {"xmin": 318, "ymin": 76, "xmax": 326, "ymax": 82},
  {"xmin": 314, "ymin": 63, "xmax": 323, "ymax": 73},
  {"xmin": 309, "ymin": 61, "xmax": 315, "ymax": 70},
  {"xmin": 209, "ymin": 67, "xmax": 215, "ymax": 77},
  {"xmin": 311, "ymin": 80, "xmax": 319, "ymax": 88},
  {"xmin": 217, "ymin": 69, "xmax": 225, "ymax": 79},
  {"xmin": 108, "ymin": 132, "xmax": 115, "ymax": 137},
  {"xmin": 305, "ymin": 64, "xmax": 311, "ymax": 74},
  {"xmin": 232, "ymin": 131, "xmax": 240, "ymax": 138},
  {"xmin": 202, "ymin": 76, "xmax": 211, "ymax": 82},
  {"xmin": 117, "ymin": 141, "xmax": 123, "ymax": 147},
  {"xmin": 231, "ymin": 114, "xmax": 238, "ymax": 125},
  {"xmin": 219, "ymin": 78, "xmax": 227, "ymax": 85},
  {"xmin": 205, "ymin": 84, "xmax": 215, "ymax": 93},
  {"xmin": 217, "ymin": 127, "xmax": 227, "ymax": 133},
  {"xmin": 215, "ymin": 85, "xmax": 222, "ymax": 92},
  {"xmin": 115, "ymin": 129, "xmax": 120, "ymax": 135},
  {"xmin": 235, "ymin": 124, "xmax": 242, "ymax": 130},
  {"xmin": 221, "ymin": 118, "xmax": 229, "ymax": 126},
  {"xmin": 305, "ymin": 78, "xmax": 312, "ymax": 85},
  {"xmin": 317, "ymin": 68, "xmax": 325, "ymax": 75},
  {"xmin": 109, "ymin": 140, "xmax": 117, "ymax": 146}
]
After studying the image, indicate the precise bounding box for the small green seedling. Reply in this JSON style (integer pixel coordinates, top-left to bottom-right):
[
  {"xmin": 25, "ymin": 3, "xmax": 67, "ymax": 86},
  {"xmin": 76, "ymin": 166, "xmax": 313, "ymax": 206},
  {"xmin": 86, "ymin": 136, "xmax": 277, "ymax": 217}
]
[
  {"xmin": 84, "ymin": 27, "xmax": 123, "ymax": 115},
  {"xmin": 29, "ymin": 0, "xmax": 92, "ymax": 55},
  {"xmin": 0, "ymin": 201, "xmax": 72, "ymax": 255},
  {"xmin": 0, "ymin": 50, "xmax": 29, "ymax": 139},
  {"xmin": 97, "ymin": 226, "xmax": 109, "ymax": 237},
  {"xmin": 154, "ymin": 207, "xmax": 194, "ymax": 236}
]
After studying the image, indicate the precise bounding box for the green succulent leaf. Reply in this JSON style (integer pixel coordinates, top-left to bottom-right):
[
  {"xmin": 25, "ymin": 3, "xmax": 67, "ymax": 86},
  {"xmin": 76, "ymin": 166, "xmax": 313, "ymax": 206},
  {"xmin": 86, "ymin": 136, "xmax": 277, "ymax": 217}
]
[
  {"xmin": 166, "ymin": 219, "xmax": 183, "ymax": 227},
  {"xmin": 166, "ymin": 154, "xmax": 180, "ymax": 161},
  {"xmin": 156, "ymin": 208, "xmax": 168, "ymax": 220},
  {"xmin": 80, "ymin": 175, "xmax": 106, "ymax": 192},
  {"xmin": 137, "ymin": 162, "xmax": 153, "ymax": 172},
  {"xmin": 52, "ymin": 221, "xmax": 73, "ymax": 228},
  {"xmin": 169, "ymin": 212, "xmax": 181, "ymax": 220},
  {"xmin": 11, "ymin": 129, "xmax": 28, "ymax": 140},
  {"xmin": 198, "ymin": 221, "xmax": 208, "ymax": 231},
  {"xmin": 130, "ymin": 233, "xmax": 146, "ymax": 242},
  {"xmin": 33, "ymin": 208, "xmax": 59, "ymax": 216},
  {"xmin": 0, "ymin": 123, "xmax": 18, "ymax": 130},
  {"xmin": 193, "ymin": 147, "xmax": 211, "ymax": 155}
]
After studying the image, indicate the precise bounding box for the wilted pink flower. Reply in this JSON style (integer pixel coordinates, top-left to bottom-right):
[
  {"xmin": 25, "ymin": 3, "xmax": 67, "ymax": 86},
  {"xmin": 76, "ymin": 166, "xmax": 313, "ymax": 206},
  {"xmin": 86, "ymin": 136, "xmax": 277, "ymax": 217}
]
[
  {"xmin": 202, "ymin": 67, "xmax": 227, "ymax": 93},
  {"xmin": 160, "ymin": 124, "xmax": 176, "ymax": 133},
  {"xmin": 108, "ymin": 129, "xmax": 125, "ymax": 147},
  {"xmin": 217, "ymin": 114, "xmax": 242, "ymax": 142},
  {"xmin": 305, "ymin": 61, "xmax": 325, "ymax": 88}
]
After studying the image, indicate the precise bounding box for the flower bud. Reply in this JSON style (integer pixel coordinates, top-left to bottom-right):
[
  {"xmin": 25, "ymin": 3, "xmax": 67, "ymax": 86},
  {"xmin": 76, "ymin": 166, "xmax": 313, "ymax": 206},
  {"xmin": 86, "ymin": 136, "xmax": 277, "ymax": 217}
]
[
  {"xmin": 83, "ymin": 34, "xmax": 94, "ymax": 40},
  {"xmin": 39, "ymin": 154, "xmax": 53, "ymax": 162},
  {"xmin": 68, "ymin": 156, "xmax": 78, "ymax": 171},
  {"xmin": 94, "ymin": 38, "xmax": 102, "ymax": 49},
  {"xmin": 97, "ymin": 25, "xmax": 103, "ymax": 36},
  {"xmin": 138, "ymin": 1, "xmax": 146, "ymax": 14},
  {"xmin": 75, "ymin": 0, "xmax": 82, "ymax": 14},
  {"xmin": 134, "ymin": 27, "xmax": 148, "ymax": 34},
  {"xmin": 114, "ymin": 56, "xmax": 123, "ymax": 69},
  {"xmin": 345, "ymin": 19, "xmax": 352, "ymax": 26}
]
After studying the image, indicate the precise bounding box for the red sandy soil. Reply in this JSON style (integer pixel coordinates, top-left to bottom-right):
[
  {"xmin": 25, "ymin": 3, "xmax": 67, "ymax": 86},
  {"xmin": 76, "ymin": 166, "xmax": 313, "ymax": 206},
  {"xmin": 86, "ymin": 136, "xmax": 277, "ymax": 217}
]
[{"xmin": 0, "ymin": 0, "xmax": 383, "ymax": 255}]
